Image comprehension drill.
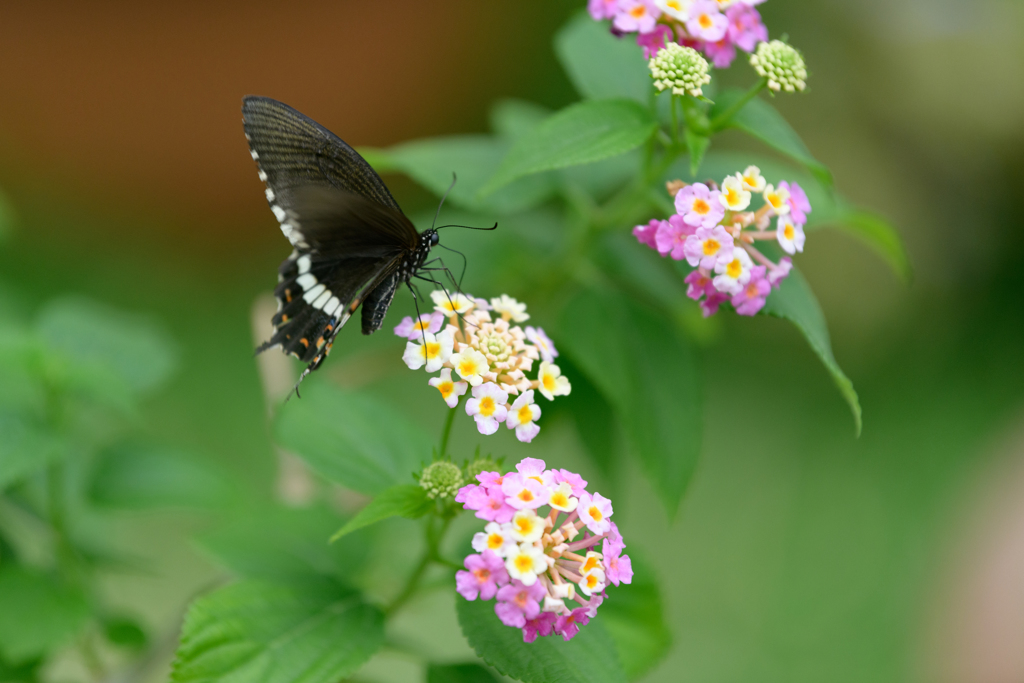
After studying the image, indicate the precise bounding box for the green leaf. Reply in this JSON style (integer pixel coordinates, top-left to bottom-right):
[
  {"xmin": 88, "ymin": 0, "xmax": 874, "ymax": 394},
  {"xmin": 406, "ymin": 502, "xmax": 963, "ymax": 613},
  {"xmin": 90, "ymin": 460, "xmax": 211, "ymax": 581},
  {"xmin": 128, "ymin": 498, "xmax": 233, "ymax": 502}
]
[
  {"xmin": 426, "ymin": 663, "xmax": 499, "ymax": 683},
  {"xmin": 330, "ymin": 484, "xmax": 431, "ymax": 542},
  {"xmin": 273, "ymin": 384, "xmax": 431, "ymax": 495},
  {"xmin": 480, "ymin": 99, "xmax": 657, "ymax": 196},
  {"xmin": 0, "ymin": 566, "xmax": 90, "ymax": 664},
  {"xmin": 552, "ymin": 355, "xmax": 618, "ymax": 481},
  {"xmin": 88, "ymin": 441, "xmax": 232, "ymax": 510},
  {"xmin": 560, "ymin": 289, "xmax": 701, "ymax": 517},
  {"xmin": 198, "ymin": 504, "xmax": 368, "ymax": 583},
  {"xmin": 490, "ymin": 99, "xmax": 550, "ymax": 140},
  {"xmin": 0, "ymin": 413, "xmax": 65, "ymax": 490},
  {"xmin": 368, "ymin": 136, "xmax": 558, "ymax": 214},
  {"xmin": 555, "ymin": 13, "xmax": 649, "ymax": 103},
  {"xmin": 103, "ymin": 616, "xmax": 148, "ymax": 650},
  {"xmin": 685, "ymin": 129, "xmax": 710, "ymax": 177},
  {"xmin": 170, "ymin": 579, "xmax": 383, "ymax": 683},
  {"xmin": 762, "ymin": 266, "xmax": 862, "ymax": 435},
  {"xmin": 456, "ymin": 597, "xmax": 626, "ymax": 683},
  {"xmin": 830, "ymin": 208, "xmax": 912, "ymax": 283},
  {"xmin": 35, "ymin": 297, "xmax": 178, "ymax": 395},
  {"xmin": 599, "ymin": 558, "xmax": 671, "ymax": 680},
  {"xmin": 710, "ymin": 89, "xmax": 833, "ymax": 187}
]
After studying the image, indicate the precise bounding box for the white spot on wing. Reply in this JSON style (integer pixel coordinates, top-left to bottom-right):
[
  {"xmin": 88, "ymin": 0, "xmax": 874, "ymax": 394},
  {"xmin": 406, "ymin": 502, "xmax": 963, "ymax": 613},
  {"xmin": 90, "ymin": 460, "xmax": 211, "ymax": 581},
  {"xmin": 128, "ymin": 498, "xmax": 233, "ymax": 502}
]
[
  {"xmin": 303, "ymin": 283, "xmax": 326, "ymax": 303},
  {"xmin": 271, "ymin": 205, "xmax": 287, "ymax": 222},
  {"xmin": 297, "ymin": 255, "xmax": 311, "ymax": 274},
  {"xmin": 296, "ymin": 273, "xmax": 317, "ymax": 290},
  {"xmin": 312, "ymin": 290, "xmax": 332, "ymax": 309},
  {"xmin": 250, "ymin": 149, "xmax": 259, "ymax": 160},
  {"xmin": 265, "ymin": 188, "xmax": 275, "ymax": 202},
  {"xmin": 258, "ymin": 170, "xmax": 268, "ymax": 182},
  {"xmin": 324, "ymin": 297, "xmax": 340, "ymax": 316}
]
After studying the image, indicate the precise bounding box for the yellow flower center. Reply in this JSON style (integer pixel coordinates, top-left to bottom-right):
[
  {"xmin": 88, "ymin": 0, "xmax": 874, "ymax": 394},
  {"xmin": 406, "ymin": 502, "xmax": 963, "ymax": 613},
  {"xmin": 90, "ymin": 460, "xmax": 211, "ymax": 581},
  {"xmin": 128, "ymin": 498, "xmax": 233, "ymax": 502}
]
[
  {"xmin": 542, "ymin": 374, "xmax": 556, "ymax": 391},
  {"xmin": 459, "ymin": 359, "xmax": 478, "ymax": 377},
  {"xmin": 744, "ymin": 174, "xmax": 757, "ymax": 187},
  {"xmin": 629, "ymin": 6, "xmax": 646, "ymax": 18},
  {"xmin": 588, "ymin": 505, "xmax": 603, "ymax": 522},
  {"xmin": 703, "ymin": 238, "xmax": 720, "ymax": 256},
  {"xmin": 693, "ymin": 198, "xmax": 710, "ymax": 215},
  {"xmin": 487, "ymin": 533, "xmax": 504, "ymax": 550},
  {"xmin": 667, "ymin": 0, "xmax": 682, "ymax": 8},
  {"xmin": 517, "ymin": 404, "xmax": 534, "ymax": 424},
  {"xmin": 783, "ymin": 224, "xmax": 795, "ymax": 240},
  {"xmin": 585, "ymin": 574, "xmax": 599, "ymax": 589},
  {"xmin": 516, "ymin": 488, "xmax": 535, "ymax": 503},
  {"xmin": 768, "ymin": 193, "xmax": 782, "ymax": 208},
  {"xmin": 473, "ymin": 568, "xmax": 490, "ymax": 582},
  {"xmin": 725, "ymin": 187, "xmax": 740, "ymax": 207},
  {"xmin": 726, "ymin": 258, "xmax": 743, "ymax": 278},
  {"xmin": 423, "ymin": 341, "xmax": 440, "ymax": 359},
  {"xmin": 516, "ymin": 516, "xmax": 535, "ymax": 534},
  {"xmin": 478, "ymin": 396, "xmax": 495, "ymax": 417},
  {"xmin": 514, "ymin": 554, "xmax": 534, "ymax": 572},
  {"xmin": 698, "ymin": 13, "xmax": 713, "ymax": 29},
  {"xmin": 437, "ymin": 380, "xmax": 453, "ymax": 398},
  {"xmin": 550, "ymin": 491, "xmax": 569, "ymax": 508},
  {"xmin": 413, "ymin": 320, "xmax": 430, "ymax": 332},
  {"xmin": 582, "ymin": 556, "xmax": 599, "ymax": 573}
]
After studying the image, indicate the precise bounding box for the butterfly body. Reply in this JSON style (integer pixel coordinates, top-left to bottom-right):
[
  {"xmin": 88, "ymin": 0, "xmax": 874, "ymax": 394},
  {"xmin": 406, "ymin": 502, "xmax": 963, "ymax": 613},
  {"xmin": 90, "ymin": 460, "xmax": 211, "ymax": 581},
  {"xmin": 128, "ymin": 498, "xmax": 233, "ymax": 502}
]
[{"xmin": 242, "ymin": 96, "xmax": 437, "ymax": 386}]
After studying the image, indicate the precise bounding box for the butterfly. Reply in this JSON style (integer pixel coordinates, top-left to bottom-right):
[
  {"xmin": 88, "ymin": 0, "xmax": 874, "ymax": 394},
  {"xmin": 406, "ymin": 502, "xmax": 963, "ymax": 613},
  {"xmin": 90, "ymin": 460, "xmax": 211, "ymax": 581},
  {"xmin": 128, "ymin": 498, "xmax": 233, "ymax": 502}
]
[{"xmin": 243, "ymin": 96, "xmax": 448, "ymax": 390}]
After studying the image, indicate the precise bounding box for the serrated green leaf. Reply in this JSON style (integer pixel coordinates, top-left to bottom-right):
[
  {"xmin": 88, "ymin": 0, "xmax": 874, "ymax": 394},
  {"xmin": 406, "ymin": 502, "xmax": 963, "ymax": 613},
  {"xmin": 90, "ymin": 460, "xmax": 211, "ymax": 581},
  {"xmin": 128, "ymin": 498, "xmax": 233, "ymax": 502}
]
[
  {"xmin": 273, "ymin": 384, "xmax": 430, "ymax": 495},
  {"xmin": 198, "ymin": 504, "xmax": 368, "ymax": 583},
  {"xmin": 481, "ymin": 99, "xmax": 657, "ymax": 197},
  {"xmin": 0, "ymin": 566, "xmax": 90, "ymax": 664},
  {"xmin": 426, "ymin": 663, "xmax": 499, "ymax": 683},
  {"xmin": 762, "ymin": 266, "xmax": 861, "ymax": 435},
  {"xmin": 560, "ymin": 289, "xmax": 701, "ymax": 517},
  {"xmin": 599, "ymin": 557, "xmax": 671, "ymax": 680},
  {"xmin": 370, "ymin": 136, "xmax": 558, "ymax": 214},
  {"xmin": 35, "ymin": 297, "xmax": 178, "ymax": 395},
  {"xmin": 555, "ymin": 13, "xmax": 650, "ymax": 103},
  {"xmin": 710, "ymin": 89, "xmax": 833, "ymax": 187},
  {"xmin": 456, "ymin": 596, "xmax": 626, "ymax": 683},
  {"xmin": 88, "ymin": 441, "xmax": 232, "ymax": 510},
  {"xmin": 170, "ymin": 579, "xmax": 383, "ymax": 683},
  {"xmin": 330, "ymin": 484, "xmax": 431, "ymax": 542},
  {"xmin": 830, "ymin": 208, "xmax": 912, "ymax": 283}
]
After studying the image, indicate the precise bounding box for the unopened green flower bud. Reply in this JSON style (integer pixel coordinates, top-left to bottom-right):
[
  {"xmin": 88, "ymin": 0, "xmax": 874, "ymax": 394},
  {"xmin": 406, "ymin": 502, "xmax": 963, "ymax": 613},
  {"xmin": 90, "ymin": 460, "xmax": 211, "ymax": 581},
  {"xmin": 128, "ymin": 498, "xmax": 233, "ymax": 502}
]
[
  {"xmin": 465, "ymin": 456, "xmax": 500, "ymax": 482},
  {"xmin": 420, "ymin": 461, "xmax": 463, "ymax": 500},
  {"xmin": 648, "ymin": 43, "xmax": 711, "ymax": 98},
  {"xmin": 750, "ymin": 40, "xmax": 807, "ymax": 93}
]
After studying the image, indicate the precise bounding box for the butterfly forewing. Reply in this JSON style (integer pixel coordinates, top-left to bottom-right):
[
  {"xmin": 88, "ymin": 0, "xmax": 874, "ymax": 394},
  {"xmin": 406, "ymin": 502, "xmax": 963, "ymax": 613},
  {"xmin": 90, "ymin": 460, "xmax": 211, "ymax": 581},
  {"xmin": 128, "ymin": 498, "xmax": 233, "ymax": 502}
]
[{"xmin": 243, "ymin": 96, "xmax": 426, "ymax": 386}]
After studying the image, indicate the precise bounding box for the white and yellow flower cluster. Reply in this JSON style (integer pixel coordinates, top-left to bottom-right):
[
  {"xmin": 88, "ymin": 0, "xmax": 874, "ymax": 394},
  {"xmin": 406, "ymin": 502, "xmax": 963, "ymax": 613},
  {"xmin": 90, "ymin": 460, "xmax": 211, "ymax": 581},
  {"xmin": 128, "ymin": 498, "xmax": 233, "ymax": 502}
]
[{"xmin": 395, "ymin": 292, "xmax": 571, "ymax": 442}]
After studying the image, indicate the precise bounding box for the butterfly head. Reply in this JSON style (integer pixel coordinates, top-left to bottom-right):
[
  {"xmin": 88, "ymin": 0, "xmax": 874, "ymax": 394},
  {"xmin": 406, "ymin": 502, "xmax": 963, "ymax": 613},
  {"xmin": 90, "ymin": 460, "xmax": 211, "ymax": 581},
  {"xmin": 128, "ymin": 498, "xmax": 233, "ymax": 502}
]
[{"xmin": 426, "ymin": 230, "xmax": 439, "ymax": 248}]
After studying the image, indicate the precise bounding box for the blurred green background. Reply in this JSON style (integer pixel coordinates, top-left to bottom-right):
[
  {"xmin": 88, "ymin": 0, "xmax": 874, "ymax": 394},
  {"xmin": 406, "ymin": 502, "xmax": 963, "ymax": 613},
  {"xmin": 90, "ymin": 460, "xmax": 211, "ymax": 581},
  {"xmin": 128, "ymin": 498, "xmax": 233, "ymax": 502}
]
[{"xmin": 1, "ymin": 1, "xmax": 1023, "ymax": 682}]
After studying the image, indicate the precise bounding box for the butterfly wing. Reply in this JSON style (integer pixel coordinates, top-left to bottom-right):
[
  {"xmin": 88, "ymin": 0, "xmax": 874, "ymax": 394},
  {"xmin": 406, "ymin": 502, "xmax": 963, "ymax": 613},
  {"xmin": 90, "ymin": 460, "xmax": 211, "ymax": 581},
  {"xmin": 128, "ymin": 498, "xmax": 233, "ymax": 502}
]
[{"xmin": 258, "ymin": 186, "xmax": 417, "ymax": 364}]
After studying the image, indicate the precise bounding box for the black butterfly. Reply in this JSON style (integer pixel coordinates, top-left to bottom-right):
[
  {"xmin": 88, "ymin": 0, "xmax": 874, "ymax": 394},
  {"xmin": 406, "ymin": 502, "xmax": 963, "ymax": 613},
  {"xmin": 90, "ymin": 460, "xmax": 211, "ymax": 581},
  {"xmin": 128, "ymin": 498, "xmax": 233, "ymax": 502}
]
[{"xmin": 243, "ymin": 96, "xmax": 447, "ymax": 389}]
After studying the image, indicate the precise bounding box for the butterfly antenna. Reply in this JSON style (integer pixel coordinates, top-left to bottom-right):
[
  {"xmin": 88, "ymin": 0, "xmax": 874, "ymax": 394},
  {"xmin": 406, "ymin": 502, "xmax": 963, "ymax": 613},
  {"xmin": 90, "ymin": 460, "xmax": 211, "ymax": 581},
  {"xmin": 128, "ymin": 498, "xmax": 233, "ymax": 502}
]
[
  {"xmin": 431, "ymin": 173, "xmax": 458, "ymax": 231},
  {"xmin": 435, "ymin": 222, "xmax": 498, "ymax": 231}
]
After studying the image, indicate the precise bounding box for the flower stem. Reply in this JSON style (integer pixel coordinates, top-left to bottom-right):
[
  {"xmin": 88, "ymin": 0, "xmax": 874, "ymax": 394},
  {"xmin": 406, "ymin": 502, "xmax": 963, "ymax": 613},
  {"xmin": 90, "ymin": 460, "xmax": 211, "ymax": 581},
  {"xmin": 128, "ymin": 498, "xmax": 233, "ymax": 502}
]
[
  {"xmin": 438, "ymin": 404, "xmax": 457, "ymax": 458},
  {"xmin": 385, "ymin": 515, "xmax": 455, "ymax": 616},
  {"xmin": 710, "ymin": 77, "xmax": 767, "ymax": 130}
]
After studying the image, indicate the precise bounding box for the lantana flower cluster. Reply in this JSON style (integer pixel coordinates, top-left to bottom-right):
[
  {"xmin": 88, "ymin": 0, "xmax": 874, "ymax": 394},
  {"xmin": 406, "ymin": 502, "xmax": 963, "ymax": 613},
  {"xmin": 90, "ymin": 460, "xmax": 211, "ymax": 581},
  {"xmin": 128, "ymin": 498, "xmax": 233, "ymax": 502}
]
[
  {"xmin": 589, "ymin": 0, "xmax": 769, "ymax": 69},
  {"xmin": 455, "ymin": 457, "xmax": 632, "ymax": 643},
  {"xmin": 633, "ymin": 166, "xmax": 811, "ymax": 317},
  {"xmin": 395, "ymin": 292, "xmax": 571, "ymax": 443}
]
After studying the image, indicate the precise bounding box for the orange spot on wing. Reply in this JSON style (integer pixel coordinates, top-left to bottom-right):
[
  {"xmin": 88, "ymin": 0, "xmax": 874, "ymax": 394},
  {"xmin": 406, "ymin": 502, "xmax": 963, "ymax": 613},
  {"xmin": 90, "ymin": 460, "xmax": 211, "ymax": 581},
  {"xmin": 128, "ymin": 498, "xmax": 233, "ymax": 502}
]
[{"xmin": 300, "ymin": 338, "xmax": 309, "ymax": 348}]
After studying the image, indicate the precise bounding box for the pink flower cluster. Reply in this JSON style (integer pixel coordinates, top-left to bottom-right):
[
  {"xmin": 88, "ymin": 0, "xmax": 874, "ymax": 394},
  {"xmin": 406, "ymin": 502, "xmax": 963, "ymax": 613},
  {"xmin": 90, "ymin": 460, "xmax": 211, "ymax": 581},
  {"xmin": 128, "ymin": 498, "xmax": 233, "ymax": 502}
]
[
  {"xmin": 455, "ymin": 457, "xmax": 632, "ymax": 643},
  {"xmin": 395, "ymin": 292, "xmax": 571, "ymax": 443},
  {"xmin": 589, "ymin": 0, "xmax": 769, "ymax": 67},
  {"xmin": 633, "ymin": 167, "xmax": 811, "ymax": 316}
]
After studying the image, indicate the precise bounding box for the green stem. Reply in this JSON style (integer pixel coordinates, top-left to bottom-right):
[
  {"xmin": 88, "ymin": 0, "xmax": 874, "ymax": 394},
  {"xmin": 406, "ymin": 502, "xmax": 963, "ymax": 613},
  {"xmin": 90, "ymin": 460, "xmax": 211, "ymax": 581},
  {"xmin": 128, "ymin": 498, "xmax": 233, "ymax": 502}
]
[
  {"xmin": 670, "ymin": 95, "xmax": 679, "ymax": 145},
  {"xmin": 709, "ymin": 77, "xmax": 767, "ymax": 130},
  {"xmin": 438, "ymin": 405, "xmax": 456, "ymax": 458},
  {"xmin": 384, "ymin": 516, "xmax": 455, "ymax": 616}
]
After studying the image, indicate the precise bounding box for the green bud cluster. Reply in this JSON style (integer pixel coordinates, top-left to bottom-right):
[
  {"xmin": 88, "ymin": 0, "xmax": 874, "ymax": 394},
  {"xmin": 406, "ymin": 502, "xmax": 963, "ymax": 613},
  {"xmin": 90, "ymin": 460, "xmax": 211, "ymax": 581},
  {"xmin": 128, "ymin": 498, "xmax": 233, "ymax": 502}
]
[
  {"xmin": 419, "ymin": 461, "xmax": 463, "ymax": 500},
  {"xmin": 465, "ymin": 456, "xmax": 500, "ymax": 482},
  {"xmin": 648, "ymin": 43, "xmax": 712, "ymax": 98},
  {"xmin": 750, "ymin": 40, "xmax": 808, "ymax": 93}
]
